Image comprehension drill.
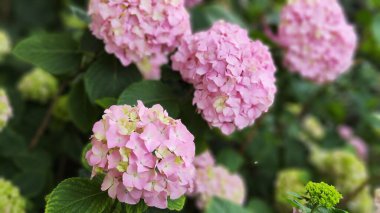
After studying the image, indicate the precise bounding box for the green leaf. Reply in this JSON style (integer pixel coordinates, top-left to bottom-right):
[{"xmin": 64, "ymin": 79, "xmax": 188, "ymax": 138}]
[
  {"xmin": 191, "ymin": 4, "xmax": 247, "ymax": 32},
  {"xmin": 125, "ymin": 200, "xmax": 148, "ymax": 213},
  {"xmin": 205, "ymin": 197, "xmax": 250, "ymax": 213},
  {"xmin": 118, "ymin": 81, "xmax": 180, "ymax": 117},
  {"xmin": 81, "ymin": 143, "xmax": 92, "ymax": 171},
  {"xmin": 247, "ymin": 199, "xmax": 272, "ymax": 213},
  {"xmin": 69, "ymin": 5, "xmax": 90, "ymax": 24},
  {"xmin": 0, "ymin": 129, "xmax": 27, "ymax": 158},
  {"xmin": 95, "ymin": 97, "xmax": 118, "ymax": 109},
  {"xmin": 13, "ymin": 150, "xmax": 51, "ymax": 172},
  {"xmin": 13, "ymin": 34, "xmax": 81, "ymax": 75},
  {"xmin": 372, "ymin": 14, "xmax": 380, "ymax": 45},
  {"xmin": 68, "ymin": 80, "xmax": 101, "ymax": 132},
  {"xmin": 216, "ymin": 149, "xmax": 244, "ymax": 172},
  {"xmin": 45, "ymin": 177, "xmax": 113, "ymax": 213},
  {"xmin": 167, "ymin": 196, "xmax": 186, "ymax": 211},
  {"xmin": 85, "ymin": 55, "xmax": 142, "ymax": 103}
]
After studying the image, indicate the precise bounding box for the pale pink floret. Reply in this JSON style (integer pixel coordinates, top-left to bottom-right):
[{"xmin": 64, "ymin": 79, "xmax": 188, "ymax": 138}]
[
  {"xmin": 172, "ymin": 21, "xmax": 277, "ymax": 135},
  {"xmin": 338, "ymin": 125, "xmax": 368, "ymax": 160},
  {"xmin": 88, "ymin": 0, "xmax": 191, "ymax": 80},
  {"xmin": 185, "ymin": 0, "xmax": 202, "ymax": 7},
  {"xmin": 86, "ymin": 101, "xmax": 195, "ymax": 209},
  {"xmin": 189, "ymin": 151, "xmax": 246, "ymax": 209},
  {"xmin": 273, "ymin": 0, "xmax": 357, "ymax": 83}
]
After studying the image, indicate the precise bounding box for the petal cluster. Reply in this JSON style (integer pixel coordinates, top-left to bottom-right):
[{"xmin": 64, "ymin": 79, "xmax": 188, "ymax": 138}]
[
  {"xmin": 0, "ymin": 178, "xmax": 26, "ymax": 213},
  {"xmin": 0, "ymin": 89, "xmax": 12, "ymax": 132},
  {"xmin": 305, "ymin": 181, "xmax": 342, "ymax": 208},
  {"xmin": 189, "ymin": 151, "xmax": 245, "ymax": 209},
  {"xmin": 172, "ymin": 21, "xmax": 277, "ymax": 135},
  {"xmin": 337, "ymin": 125, "xmax": 368, "ymax": 160},
  {"xmin": 276, "ymin": 0, "xmax": 357, "ymax": 83},
  {"xmin": 86, "ymin": 101, "xmax": 195, "ymax": 209},
  {"xmin": 88, "ymin": 0, "xmax": 191, "ymax": 80},
  {"xmin": 185, "ymin": 0, "xmax": 202, "ymax": 8},
  {"xmin": 310, "ymin": 147, "xmax": 372, "ymax": 212},
  {"xmin": 17, "ymin": 68, "xmax": 58, "ymax": 103}
]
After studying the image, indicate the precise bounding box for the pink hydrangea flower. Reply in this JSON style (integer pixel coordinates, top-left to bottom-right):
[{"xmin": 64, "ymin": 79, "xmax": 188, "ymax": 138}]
[
  {"xmin": 172, "ymin": 21, "xmax": 277, "ymax": 135},
  {"xmin": 86, "ymin": 101, "xmax": 195, "ymax": 209},
  {"xmin": 268, "ymin": 0, "xmax": 357, "ymax": 84},
  {"xmin": 88, "ymin": 0, "xmax": 191, "ymax": 80},
  {"xmin": 337, "ymin": 125, "xmax": 368, "ymax": 160},
  {"xmin": 185, "ymin": 0, "xmax": 202, "ymax": 7},
  {"xmin": 189, "ymin": 151, "xmax": 246, "ymax": 209}
]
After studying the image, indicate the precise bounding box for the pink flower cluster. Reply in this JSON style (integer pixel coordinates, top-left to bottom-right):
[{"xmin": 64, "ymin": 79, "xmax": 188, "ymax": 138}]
[
  {"xmin": 172, "ymin": 21, "xmax": 277, "ymax": 135},
  {"xmin": 189, "ymin": 151, "xmax": 245, "ymax": 209},
  {"xmin": 86, "ymin": 101, "xmax": 195, "ymax": 209},
  {"xmin": 185, "ymin": 0, "xmax": 202, "ymax": 8},
  {"xmin": 338, "ymin": 125, "xmax": 368, "ymax": 160},
  {"xmin": 88, "ymin": 0, "xmax": 191, "ymax": 80},
  {"xmin": 273, "ymin": 0, "xmax": 357, "ymax": 84}
]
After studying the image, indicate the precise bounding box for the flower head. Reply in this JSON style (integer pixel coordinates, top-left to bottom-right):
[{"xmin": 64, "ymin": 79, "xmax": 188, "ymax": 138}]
[
  {"xmin": 185, "ymin": 0, "xmax": 202, "ymax": 7},
  {"xmin": 305, "ymin": 181, "xmax": 342, "ymax": 208},
  {"xmin": 0, "ymin": 178, "xmax": 26, "ymax": 213},
  {"xmin": 337, "ymin": 125, "xmax": 368, "ymax": 160},
  {"xmin": 86, "ymin": 101, "xmax": 195, "ymax": 209},
  {"xmin": 0, "ymin": 89, "xmax": 12, "ymax": 132},
  {"xmin": 172, "ymin": 21, "xmax": 277, "ymax": 135},
  {"xmin": 275, "ymin": 169, "xmax": 310, "ymax": 212},
  {"xmin": 189, "ymin": 151, "xmax": 245, "ymax": 209},
  {"xmin": 89, "ymin": 0, "xmax": 191, "ymax": 80},
  {"xmin": 18, "ymin": 68, "xmax": 58, "ymax": 103},
  {"xmin": 274, "ymin": 0, "xmax": 357, "ymax": 83}
]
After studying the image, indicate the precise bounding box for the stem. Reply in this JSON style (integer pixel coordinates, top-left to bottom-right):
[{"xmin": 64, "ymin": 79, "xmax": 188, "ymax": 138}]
[{"xmin": 29, "ymin": 81, "xmax": 68, "ymax": 149}]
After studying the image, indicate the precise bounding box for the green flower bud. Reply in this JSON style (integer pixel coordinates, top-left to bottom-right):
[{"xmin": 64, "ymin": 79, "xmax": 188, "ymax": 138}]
[
  {"xmin": 52, "ymin": 95, "xmax": 70, "ymax": 122},
  {"xmin": 0, "ymin": 178, "xmax": 26, "ymax": 213},
  {"xmin": 0, "ymin": 89, "xmax": 12, "ymax": 132},
  {"xmin": 0, "ymin": 30, "xmax": 11, "ymax": 60},
  {"xmin": 275, "ymin": 168, "xmax": 310, "ymax": 212},
  {"xmin": 305, "ymin": 181, "xmax": 342, "ymax": 208},
  {"xmin": 18, "ymin": 68, "xmax": 58, "ymax": 103}
]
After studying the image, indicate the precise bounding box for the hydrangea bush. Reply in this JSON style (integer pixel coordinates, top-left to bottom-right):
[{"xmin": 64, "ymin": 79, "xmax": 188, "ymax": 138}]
[{"xmin": 1, "ymin": 0, "xmax": 379, "ymax": 212}]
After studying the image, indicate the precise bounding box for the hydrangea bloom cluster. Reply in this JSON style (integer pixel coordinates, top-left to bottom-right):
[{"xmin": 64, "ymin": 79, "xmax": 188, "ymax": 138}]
[
  {"xmin": 17, "ymin": 68, "xmax": 58, "ymax": 103},
  {"xmin": 338, "ymin": 125, "xmax": 368, "ymax": 160},
  {"xmin": 375, "ymin": 189, "xmax": 380, "ymax": 213},
  {"xmin": 172, "ymin": 21, "xmax": 277, "ymax": 135},
  {"xmin": 305, "ymin": 181, "xmax": 342, "ymax": 208},
  {"xmin": 0, "ymin": 178, "xmax": 26, "ymax": 213},
  {"xmin": 88, "ymin": 0, "xmax": 191, "ymax": 80},
  {"xmin": 302, "ymin": 115, "xmax": 325, "ymax": 140},
  {"xmin": 310, "ymin": 147, "xmax": 373, "ymax": 212},
  {"xmin": 0, "ymin": 89, "xmax": 12, "ymax": 132},
  {"xmin": 185, "ymin": 0, "xmax": 202, "ymax": 7},
  {"xmin": 275, "ymin": 168, "xmax": 310, "ymax": 212},
  {"xmin": 189, "ymin": 151, "xmax": 245, "ymax": 209},
  {"xmin": 0, "ymin": 30, "xmax": 11, "ymax": 61},
  {"xmin": 272, "ymin": 0, "xmax": 357, "ymax": 83},
  {"xmin": 86, "ymin": 101, "xmax": 195, "ymax": 209}
]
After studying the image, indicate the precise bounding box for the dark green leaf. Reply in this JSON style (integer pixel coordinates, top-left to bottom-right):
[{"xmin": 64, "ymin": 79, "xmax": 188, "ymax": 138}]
[
  {"xmin": 216, "ymin": 149, "xmax": 244, "ymax": 172},
  {"xmin": 13, "ymin": 170, "xmax": 47, "ymax": 198},
  {"xmin": 68, "ymin": 80, "xmax": 101, "ymax": 132},
  {"xmin": 95, "ymin": 97, "xmax": 118, "ymax": 109},
  {"xmin": 85, "ymin": 55, "xmax": 142, "ymax": 103},
  {"xmin": 118, "ymin": 81, "xmax": 179, "ymax": 117},
  {"xmin": 13, "ymin": 34, "xmax": 81, "ymax": 75},
  {"xmin": 125, "ymin": 200, "xmax": 148, "ymax": 213},
  {"xmin": 45, "ymin": 177, "xmax": 113, "ymax": 213}
]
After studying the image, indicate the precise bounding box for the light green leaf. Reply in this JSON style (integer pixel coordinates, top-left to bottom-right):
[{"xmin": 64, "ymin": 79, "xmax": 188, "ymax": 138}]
[
  {"xmin": 85, "ymin": 55, "xmax": 142, "ymax": 103},
  {"xmin": 13, "ymin": 34, "xmax": 81, "ymax": 75},
  {"xmin": 118, "ymin": 81, "xmax": 180, "ymax": 117},
  {"xmin": 45, "ymin": 177, "xmax": 113, "ymax": 213},
  {"xmin": 168, "ymin": 196, "xmax": 186, "ymax": 211}
]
